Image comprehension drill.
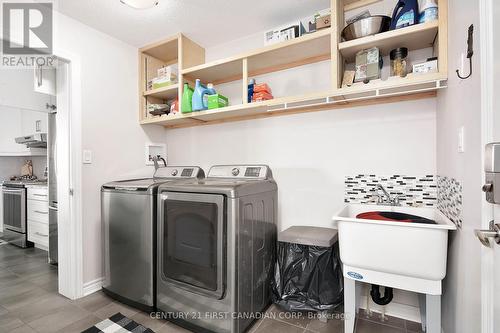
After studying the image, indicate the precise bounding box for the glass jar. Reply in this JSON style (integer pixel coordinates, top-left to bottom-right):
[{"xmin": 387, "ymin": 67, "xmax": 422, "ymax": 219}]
[{"xmin": 390, "ymin": 47, "xmax": 408, "ymax": 77}]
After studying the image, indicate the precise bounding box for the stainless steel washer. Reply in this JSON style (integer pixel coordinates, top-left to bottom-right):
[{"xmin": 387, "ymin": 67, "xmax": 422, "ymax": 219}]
[
  {"xmin": 157, "ymin": 165, "xmax": 277, "ymax": 333},
  {"xmin": 101, "ymin": 166, "xmax": 204, "ymax": 312}
]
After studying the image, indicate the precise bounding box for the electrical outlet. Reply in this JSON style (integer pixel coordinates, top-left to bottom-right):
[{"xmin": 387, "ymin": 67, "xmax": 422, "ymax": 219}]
[{"xmin": 458, "ymin": 126, "xmax": 465, "ymax": 153}]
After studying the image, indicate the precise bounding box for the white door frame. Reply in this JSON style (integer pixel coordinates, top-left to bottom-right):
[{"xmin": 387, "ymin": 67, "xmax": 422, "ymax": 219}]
[
  {"xmin": 479, "ymin": 0, "xmax": 495, "ymax": 332},
  {"xmin": 52, "ymin": 47, "xmax": 84, "ymax": 300}
]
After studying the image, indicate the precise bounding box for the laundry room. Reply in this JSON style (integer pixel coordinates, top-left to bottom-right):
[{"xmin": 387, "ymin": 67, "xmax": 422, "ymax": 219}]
[{"xmin": 0, "ymin": 0, "xmax": 497, "ymax": 333}]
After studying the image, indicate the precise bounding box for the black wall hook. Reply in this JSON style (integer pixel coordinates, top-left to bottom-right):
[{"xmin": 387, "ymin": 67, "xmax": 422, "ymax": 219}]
[{"xmin": 456, "ymin": 24, "xmax": 474, "ymax": 80}]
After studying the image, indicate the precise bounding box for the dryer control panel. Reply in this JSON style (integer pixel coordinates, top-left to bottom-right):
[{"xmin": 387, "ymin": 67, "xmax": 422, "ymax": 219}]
[{"xmin": 208, "ymin": 165, "xmax": 271, "ymax": 179}]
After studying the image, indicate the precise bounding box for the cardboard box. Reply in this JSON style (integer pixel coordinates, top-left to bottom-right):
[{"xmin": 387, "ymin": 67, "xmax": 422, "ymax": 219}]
[
  {"xmin": 413, "ymin": 58, "xmax": 438, "ymax": 74},
  {"xmin": 316, "ymin": 14, "xmax": 331, "ymax": 30},
  {"xmin": 208, "ymin": 94, "xmax": 229, "ymax": 109}
]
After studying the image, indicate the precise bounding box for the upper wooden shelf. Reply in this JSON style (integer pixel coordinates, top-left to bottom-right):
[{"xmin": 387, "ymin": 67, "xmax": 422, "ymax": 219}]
[
  {"xmin": 343, "ymin": 0, "xmax": 383, "ymax": 11},
  {"xmin": 141, "ymin": 74, "xmax": 446, "ymax": 129},
  {"xmin": 140, "ymin": 35, "xmax": 179, "ymax": 63},
  {"xmin": 339, "ymin": 21, "xmax": 439, "ymax": 62},
  {"xmin": 182, "ymin": 28, "xmax": 332, "ymax": 84}
]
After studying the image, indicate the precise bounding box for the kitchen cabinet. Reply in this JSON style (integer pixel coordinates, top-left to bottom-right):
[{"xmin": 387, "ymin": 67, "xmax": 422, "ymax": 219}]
[
  {"xmin": 34, "ymin": 65, "xmax": 56, "ymax": 96},
  {"xmin": 0, "ymin": 107, "xmax": 48, "ymax": 156},
  {"xmin": 26, "ymin": 186, "xmax": 49, "ymax": 249}
]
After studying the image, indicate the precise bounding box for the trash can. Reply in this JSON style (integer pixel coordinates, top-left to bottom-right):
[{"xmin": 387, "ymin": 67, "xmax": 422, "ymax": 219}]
[{"xmin": 272, "ymin": 226, "xmax": 343, "ymax": 312}]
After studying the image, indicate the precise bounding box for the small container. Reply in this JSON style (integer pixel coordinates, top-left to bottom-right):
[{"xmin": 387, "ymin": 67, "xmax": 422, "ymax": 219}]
[{"xmin": 390, "ymin": 47, "xmax": 408, "ymax": 77}]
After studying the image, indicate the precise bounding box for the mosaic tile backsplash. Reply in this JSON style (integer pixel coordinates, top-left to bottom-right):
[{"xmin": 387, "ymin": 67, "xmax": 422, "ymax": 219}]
[
  {"xmin": 345, "ymin": 174, "xmax": 437, "ymax": 207},
  {"xmin": 344, "ymin": 174, "xmax": 463, "ymax": 227},
  {"xmin": 437, "ymin": 176, "xmax": 463, "ymax": 227}
]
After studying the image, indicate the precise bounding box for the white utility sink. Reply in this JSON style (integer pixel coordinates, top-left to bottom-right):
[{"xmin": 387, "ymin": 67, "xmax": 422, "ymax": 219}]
[
  {"xmin": 332, "ymin": 204, "xmax": 456, "ymax": 295},
  {"xmin": 333, "ymin": 204, "xmax": 457, "ymax": 333}
]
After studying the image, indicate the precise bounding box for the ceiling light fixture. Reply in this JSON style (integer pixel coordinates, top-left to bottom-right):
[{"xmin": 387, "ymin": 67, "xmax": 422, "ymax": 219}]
[{"xmin": 120, "ymin": 0, "xmax": 159, "ymax": 9}]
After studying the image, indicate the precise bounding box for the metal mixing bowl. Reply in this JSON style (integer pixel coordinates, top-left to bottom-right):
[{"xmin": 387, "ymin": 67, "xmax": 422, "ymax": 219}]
[{"xmin": 341, "ymin": 15, "xmax": 392, "ymax": 41}]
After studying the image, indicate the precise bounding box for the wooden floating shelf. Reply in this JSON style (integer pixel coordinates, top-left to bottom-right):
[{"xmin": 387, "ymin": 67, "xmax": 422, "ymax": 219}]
[
  {"xmin": 143, "ymin": 84, "xmax": 178, "ymax": 100},
  {"xmin": 140, "ymin": 34, "xmax": 179, "ymax": 63},
  {"xmin": 339, "ymin": 21, "xmax": 439, "ymax": 62},
  {"xmin": 343, "ymin": 0, "xmax": 383, "ymax": 11},
  {"xmin": 140, "ymin": 75, "xmax": 446, "ymax": 129},
  {"xmin": 138, "ymin": 0, "xmax": 448, "ymax": 129},
  {"xmin": 182, "ymin": 28, "xmax": 332, "ymax": 85}
]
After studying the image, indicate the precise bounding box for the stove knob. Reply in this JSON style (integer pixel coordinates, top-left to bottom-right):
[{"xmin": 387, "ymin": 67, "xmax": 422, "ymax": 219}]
[
  {"xmin": 231, "ymin": 168, "xmax": 240, "ymax": 176},
  {"xmin": 171, "ymin": 169, "xmax": 178, "ymax": 176}
]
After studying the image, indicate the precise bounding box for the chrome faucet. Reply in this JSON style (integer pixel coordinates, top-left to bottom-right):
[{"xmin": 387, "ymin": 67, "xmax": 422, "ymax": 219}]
[
  {"xmin": 151, "ymin": 155, "xmax": 167, "ymax": 178},
  {"xmin": 374, "ymin": 184, "xmax": 401, "ymax": 206}
]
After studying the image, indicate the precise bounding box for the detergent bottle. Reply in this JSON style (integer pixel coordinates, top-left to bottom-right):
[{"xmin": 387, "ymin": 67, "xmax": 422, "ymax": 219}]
[
  {"xmin": 202, "ymin": 83, "xmax": 216, "ymax": 109},
  {"xmin": 181, "ymin": 83, "xmax": 194, "ymax": 113},
  {"xmin": 390, "ymin": 0, "xmax": 419, "ymax": 30},
  {"xmin": 192, "ymin": 79, "xmax": 209, "ymax": 111},
  {"xmin": 419, "ymin": 0, "xmax": 438, "ymax": 23}
]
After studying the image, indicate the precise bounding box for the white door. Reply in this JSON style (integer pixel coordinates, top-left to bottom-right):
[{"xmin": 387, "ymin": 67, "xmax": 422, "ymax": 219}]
[{"xmin": 478, "ymin": 0, "xmax": 500, "ymax": 332}]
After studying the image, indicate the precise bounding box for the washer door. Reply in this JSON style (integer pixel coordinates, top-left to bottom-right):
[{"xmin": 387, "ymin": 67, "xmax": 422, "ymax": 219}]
[{"xmin": 159, "ymin": 192, "xmax": 225, "ymax": 299}]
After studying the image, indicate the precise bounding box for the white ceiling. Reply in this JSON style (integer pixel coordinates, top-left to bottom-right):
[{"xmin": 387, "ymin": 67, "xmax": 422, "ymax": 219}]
[{"xmin": 55, "ymin": 0, "xmax": 330, "ymax": 48}]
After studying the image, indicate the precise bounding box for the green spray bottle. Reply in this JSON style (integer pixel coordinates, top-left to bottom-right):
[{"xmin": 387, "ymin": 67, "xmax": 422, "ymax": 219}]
[{"xmin": 181, "ymin": 83, "xmax": 194, "ymax": 113}]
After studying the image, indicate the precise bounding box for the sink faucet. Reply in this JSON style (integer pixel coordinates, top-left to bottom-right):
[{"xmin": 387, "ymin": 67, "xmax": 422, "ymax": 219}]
[{"xmin": 374, "ymin": 184, "xmax": 401, "ymax": 206}]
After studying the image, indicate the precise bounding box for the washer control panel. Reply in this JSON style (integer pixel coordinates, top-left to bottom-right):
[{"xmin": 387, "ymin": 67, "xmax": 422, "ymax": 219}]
[
  {"xmin": 155, "ymin": 166, "xmax": 204, "ymax": 179},
  {"xmin": 208, "ymin": 165, "xmax": 270, "ymax": 179}
]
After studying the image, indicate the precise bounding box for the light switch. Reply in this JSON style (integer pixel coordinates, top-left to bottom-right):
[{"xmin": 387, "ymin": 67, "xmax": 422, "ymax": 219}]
[
  {"xmin": 83, "ymin": 150, "xmax": 92, "ymax": 164},
  {"xmin": 458, "ymin": 126, "xmax": 465, "ymax": 153}
]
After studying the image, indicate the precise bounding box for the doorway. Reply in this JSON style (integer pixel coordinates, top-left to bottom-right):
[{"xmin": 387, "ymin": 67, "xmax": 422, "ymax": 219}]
[{"xmin": 0, "ymin": 51, "xmax": 82, "ymax": 301}]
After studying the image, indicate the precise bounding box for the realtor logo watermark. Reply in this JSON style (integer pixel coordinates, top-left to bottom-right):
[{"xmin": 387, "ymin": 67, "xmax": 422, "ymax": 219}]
[{"xmin": 1, "ymin": 1, "xmax": 54, "ymax": 67}]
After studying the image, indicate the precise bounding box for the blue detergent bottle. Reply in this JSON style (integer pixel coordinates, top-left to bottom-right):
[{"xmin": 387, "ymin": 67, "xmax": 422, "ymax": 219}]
[
  {"xmin": 390, "ymin": 0, "xmax": 419, "ymax": 30},
  {"xmin": 192, "ymin": 79, "xmax": 209, "ymax": 111}
]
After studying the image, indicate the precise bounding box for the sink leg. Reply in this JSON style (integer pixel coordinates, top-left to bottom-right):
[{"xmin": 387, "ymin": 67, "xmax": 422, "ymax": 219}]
[
  {"xmin": 426, "ymin": 294, "xmax": 441, "ymax": 333},
  {"xmin": 344, "ymin": 277, "xmax": 358, "ymax": 333},
  {"xmin": 418, "ymin": 293, "xmax": 426, "ymax": 332}
]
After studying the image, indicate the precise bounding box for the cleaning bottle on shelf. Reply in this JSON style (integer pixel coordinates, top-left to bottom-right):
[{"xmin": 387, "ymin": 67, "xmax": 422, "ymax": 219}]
[
  {"xmin": 390, "ymin": 0, "xmax": 419, "ymax": 30},
  {"xmin": 192, "ymin": 79, "xmax": 209, "ymax": 111},
  {"xmin": 248, "ymin": 78, "xmax": 255, "ymax": 103},
  {"xmin": 419, "ymin": 0, "xmax": 438, "ymax": 23},
  {"xmin": 181, "ymin": 83, "xmax": 194, "ymax": 113},
  {"xmin": 202, "ymin": 83, "xmax": 217, "ymax": 109}
]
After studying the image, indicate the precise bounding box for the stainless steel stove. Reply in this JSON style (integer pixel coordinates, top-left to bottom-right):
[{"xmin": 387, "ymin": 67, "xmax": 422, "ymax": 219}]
[{"xmin": 2, "ymin": 182, "xmax": 31, "ymax": 248}]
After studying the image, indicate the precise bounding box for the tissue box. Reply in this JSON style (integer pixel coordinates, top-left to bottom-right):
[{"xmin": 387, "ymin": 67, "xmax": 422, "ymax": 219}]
[
  {"xmin": 152, "ymin": 77, "xmax": 175, "ymax": 89},
  {"xmin": 413, "ymin": 57, "xmax": 438, "ymax": 74},
  {"xmin": 207, "ymin": 94, "xmax": 229, "ymax": 109},
  {"xmin": 264, "ymin": 21, "xmax": 305, "ymax": 46},
  {"xmin": 157, "ymin": 64, "xmax": 178, "ymax": 79}
]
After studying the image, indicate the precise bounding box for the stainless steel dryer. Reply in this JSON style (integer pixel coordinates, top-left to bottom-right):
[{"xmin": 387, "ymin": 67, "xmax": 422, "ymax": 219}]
[
  {"xmin": 101, "ymin": 166, "xmax": 204, "ymax": 312},
  {"xmin": 157, "ymin": 165, "xmax": 277, "ymax": 333}
]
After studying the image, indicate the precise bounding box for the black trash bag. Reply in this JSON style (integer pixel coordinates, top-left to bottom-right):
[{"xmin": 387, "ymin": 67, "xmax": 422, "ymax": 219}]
[{"xmin": 271, "ymin": 242, "xmax": 343, "ymax": 312}]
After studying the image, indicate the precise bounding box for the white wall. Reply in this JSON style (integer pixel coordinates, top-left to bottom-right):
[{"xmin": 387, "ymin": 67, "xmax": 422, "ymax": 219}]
[
  {"xmin": 437, "ymin": 0, "xmax": 482, "ymax": 332},
  {"xmin": 166, "ymin": 28, "xmax": 438, "ymax": 321},
  {"xmin": 1, "ymin": 13, "xmax": 166, "ymax": 283},
  {"xmin": 44, "ymin": 14, "xmax": 167, "ymax": 284}
]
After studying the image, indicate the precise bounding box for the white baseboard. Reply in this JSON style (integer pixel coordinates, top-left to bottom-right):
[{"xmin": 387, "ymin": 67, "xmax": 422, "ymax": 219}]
[{"xmin": 83, "ymin": 277, "xmax": 103, "ymax": 296}]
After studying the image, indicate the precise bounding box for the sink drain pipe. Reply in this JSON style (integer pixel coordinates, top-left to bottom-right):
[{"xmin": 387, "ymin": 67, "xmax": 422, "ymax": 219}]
[{"xmin": 370, "ymin": 284, "xmax": 393, "ymax": 306}]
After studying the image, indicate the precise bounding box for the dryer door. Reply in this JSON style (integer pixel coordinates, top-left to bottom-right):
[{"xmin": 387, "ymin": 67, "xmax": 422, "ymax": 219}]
[{"xmin": 159, "ymin": 191, "xmax": 225, "ymax": 299}]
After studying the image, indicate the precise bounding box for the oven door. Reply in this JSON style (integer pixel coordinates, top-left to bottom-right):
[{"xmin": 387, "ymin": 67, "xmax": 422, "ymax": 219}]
[
  {"xmin": 159, "ymin": 191, "xmax": 225, "ymax": 299},
  {"xmin": 2, "ymin": 187, "xmax": 26, "ymax": 233}
]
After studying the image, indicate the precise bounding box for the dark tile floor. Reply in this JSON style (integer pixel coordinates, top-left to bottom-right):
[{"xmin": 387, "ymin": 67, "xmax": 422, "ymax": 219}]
[{"xmin": 0, "ymin": 243, "xmax": 423, "ymax": 333}]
